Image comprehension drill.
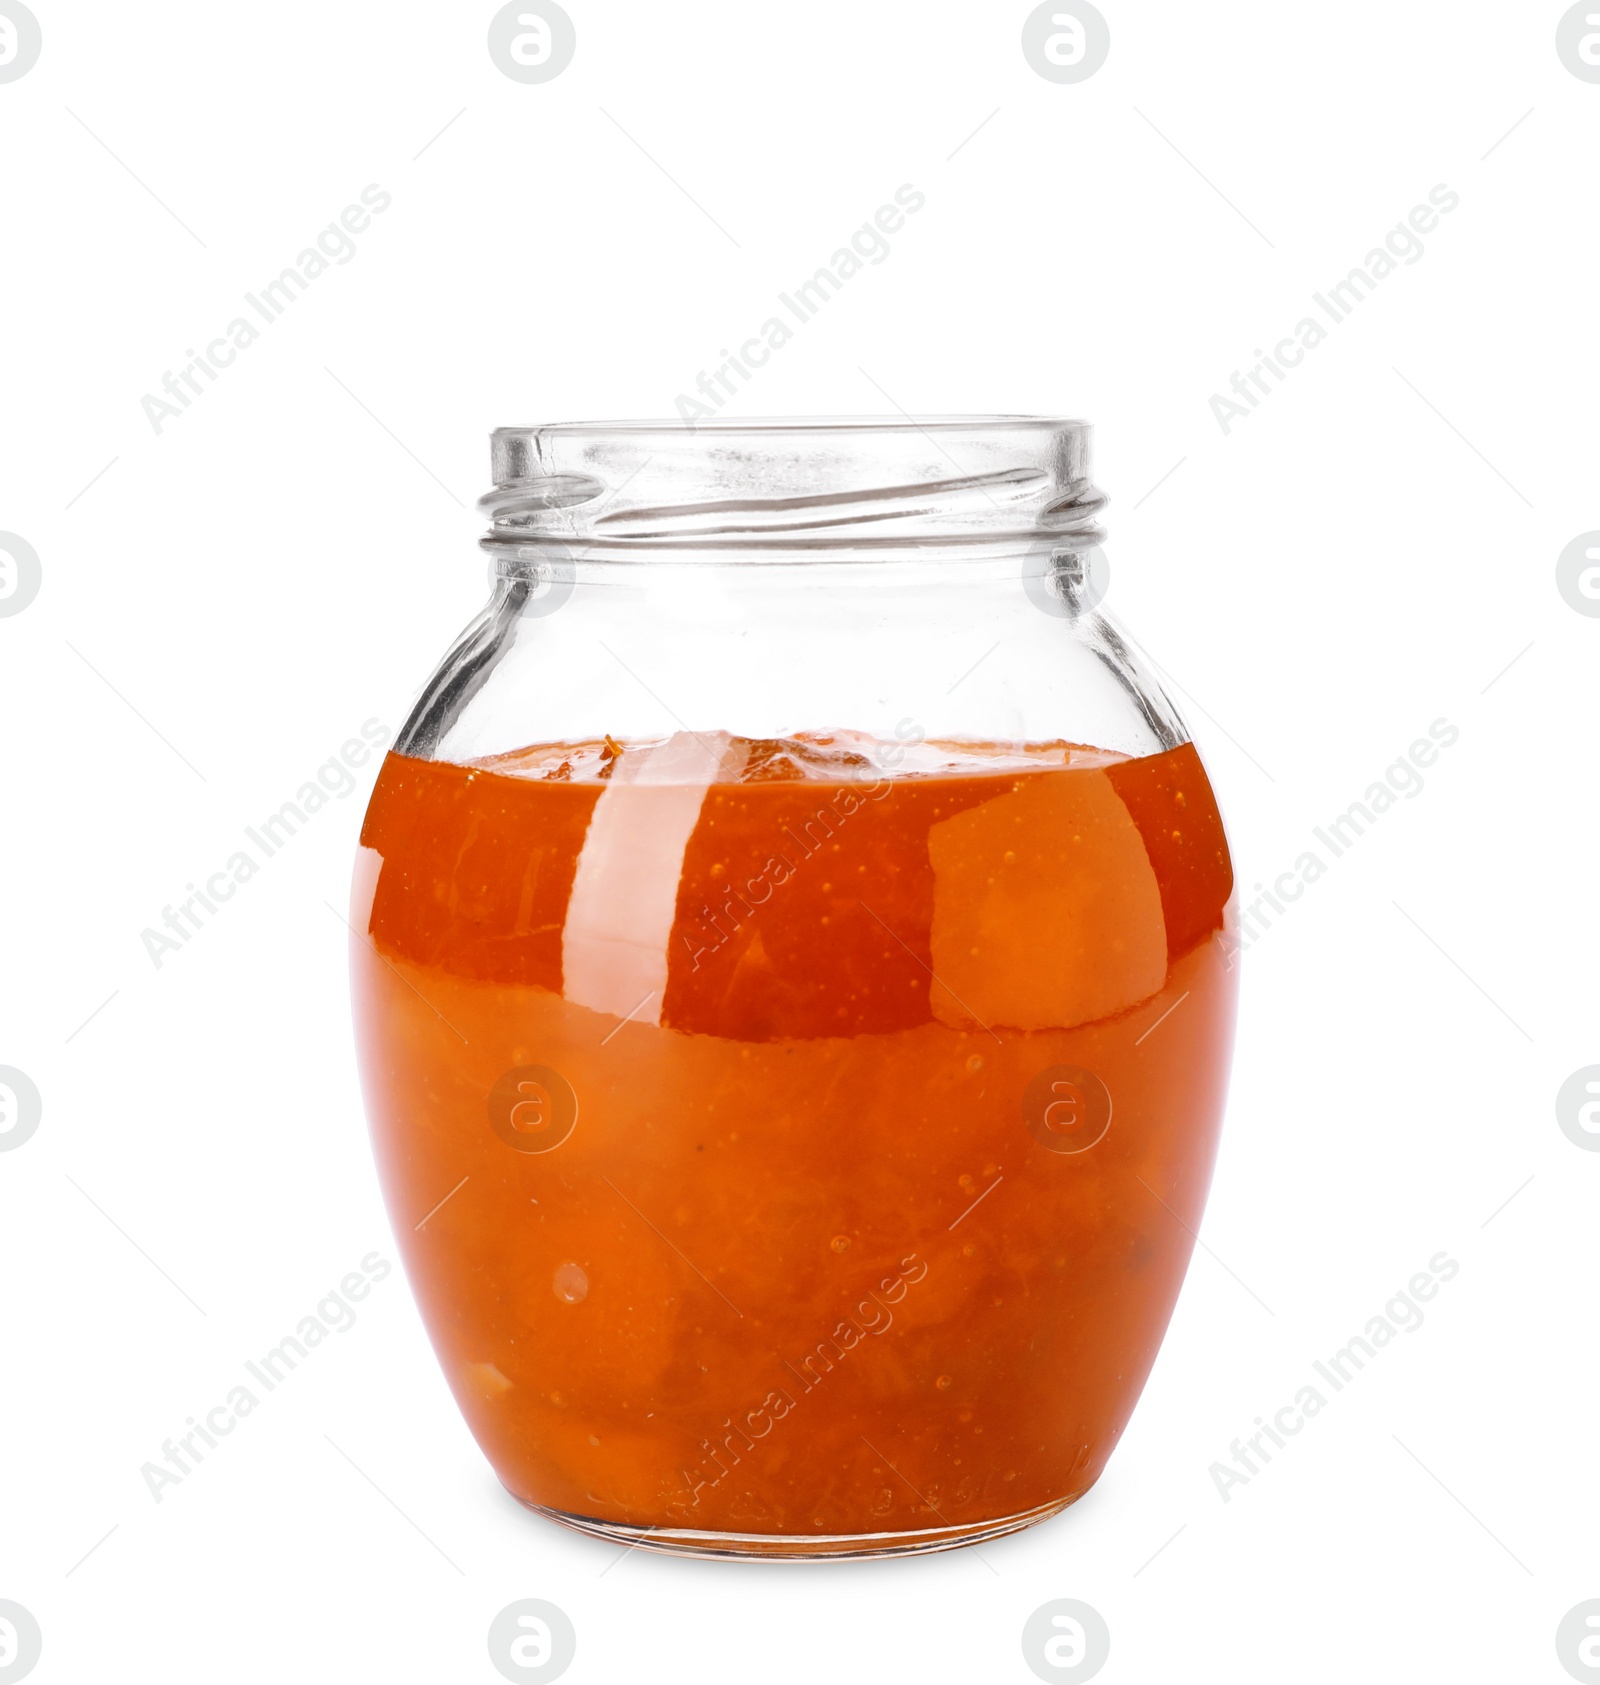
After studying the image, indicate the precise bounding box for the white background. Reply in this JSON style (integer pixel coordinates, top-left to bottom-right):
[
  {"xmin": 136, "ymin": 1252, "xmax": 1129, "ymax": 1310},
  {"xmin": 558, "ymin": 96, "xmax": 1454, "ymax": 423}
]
[{"xmin": 2, "ymin": 2, "xmax": 1597, "ymax": 1681}]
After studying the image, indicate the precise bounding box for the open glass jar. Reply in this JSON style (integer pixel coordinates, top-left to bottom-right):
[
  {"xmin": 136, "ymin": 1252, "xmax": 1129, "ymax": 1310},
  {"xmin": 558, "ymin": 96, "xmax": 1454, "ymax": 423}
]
[{"xmin": 349, "ymin": 418, "xmax": 1237, "ymax": 1559}]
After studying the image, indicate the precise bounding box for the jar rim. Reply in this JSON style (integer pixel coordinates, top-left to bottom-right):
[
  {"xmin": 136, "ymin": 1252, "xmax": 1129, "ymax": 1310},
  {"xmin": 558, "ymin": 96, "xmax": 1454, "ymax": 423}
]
[{"xmin": 493, "ymin": 415, "xmax": 1088, "ymax": 438}]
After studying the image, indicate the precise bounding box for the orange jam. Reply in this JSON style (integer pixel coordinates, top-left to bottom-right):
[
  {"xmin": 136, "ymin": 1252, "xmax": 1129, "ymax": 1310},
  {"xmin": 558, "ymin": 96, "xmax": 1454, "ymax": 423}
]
[{"xmin": 351, "ymin": 731, "xmax": 1236, "ymax": 1548}]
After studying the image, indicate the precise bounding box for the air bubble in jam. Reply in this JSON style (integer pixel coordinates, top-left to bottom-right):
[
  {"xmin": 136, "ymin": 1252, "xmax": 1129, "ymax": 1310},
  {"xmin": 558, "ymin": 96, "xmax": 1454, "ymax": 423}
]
[{"xmin": 351, "ymin": 729, "xmax": 1237, "ymax": 1545}]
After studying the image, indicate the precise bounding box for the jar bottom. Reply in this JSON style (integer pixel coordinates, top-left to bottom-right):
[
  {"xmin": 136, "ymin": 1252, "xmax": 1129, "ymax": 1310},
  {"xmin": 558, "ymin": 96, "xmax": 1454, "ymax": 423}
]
[{"xmin": 505, "ymin": 1489, "xmax": 1091, "ymax": 1561}]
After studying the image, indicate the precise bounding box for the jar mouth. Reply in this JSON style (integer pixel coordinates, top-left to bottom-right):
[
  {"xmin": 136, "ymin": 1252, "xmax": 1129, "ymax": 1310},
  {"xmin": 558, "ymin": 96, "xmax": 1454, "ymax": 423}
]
[
  {"xmin": 480, "ymin": 416, "xmax": 1105, "ymax": 558},
  {"xmin": 495, "ymin": 414, "xmax": 1087, "ymax": 437}
]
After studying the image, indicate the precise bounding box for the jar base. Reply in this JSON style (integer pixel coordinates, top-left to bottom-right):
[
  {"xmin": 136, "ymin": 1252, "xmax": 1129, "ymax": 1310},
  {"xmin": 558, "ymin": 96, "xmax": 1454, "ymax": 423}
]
[{"xmin": 505, "ymin": 1489, "xmax": 1089, "ymax": 1561}]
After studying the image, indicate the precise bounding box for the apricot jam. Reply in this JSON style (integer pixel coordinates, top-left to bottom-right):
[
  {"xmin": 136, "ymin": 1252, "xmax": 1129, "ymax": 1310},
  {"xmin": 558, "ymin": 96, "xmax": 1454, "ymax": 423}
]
[{"xmin": 350, "ymin": 731, "xmax": 1236, "ymax": 1556}]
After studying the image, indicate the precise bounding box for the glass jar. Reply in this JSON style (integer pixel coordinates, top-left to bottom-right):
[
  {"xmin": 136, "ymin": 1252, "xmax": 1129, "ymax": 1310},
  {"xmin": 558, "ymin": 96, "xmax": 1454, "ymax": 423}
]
[{"xmin": 349, "ymin": 418, "xmax": 1238, "ymax": 1560}]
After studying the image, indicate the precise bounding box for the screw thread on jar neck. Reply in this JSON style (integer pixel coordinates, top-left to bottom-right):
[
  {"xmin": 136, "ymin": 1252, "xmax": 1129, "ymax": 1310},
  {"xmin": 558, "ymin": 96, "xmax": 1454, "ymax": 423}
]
[{"xmin": 477, "ymin": 417, "xmax": 1107, "ymax": 560}]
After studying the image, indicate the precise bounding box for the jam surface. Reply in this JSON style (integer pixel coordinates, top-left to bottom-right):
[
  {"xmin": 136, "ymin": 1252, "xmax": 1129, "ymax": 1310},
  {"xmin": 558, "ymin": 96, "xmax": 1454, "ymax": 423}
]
[{"xmin": 351, "ymin": 732, "xmax": 1237, "ymax": 1539}]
